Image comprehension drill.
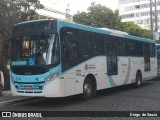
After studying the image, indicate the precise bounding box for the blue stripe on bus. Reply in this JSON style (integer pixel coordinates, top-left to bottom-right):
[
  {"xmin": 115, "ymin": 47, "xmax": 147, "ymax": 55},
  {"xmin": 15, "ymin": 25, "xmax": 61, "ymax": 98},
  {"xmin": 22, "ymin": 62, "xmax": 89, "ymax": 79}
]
[
  {"xmin": 11, "ymin": 65, "xmax": 61, "ymax": 84},
  {"xmin": 58, "ymin": 20, "xmax": 156, "ymax": 44},
  {"xmin": 107, "ymin": 58, "xmax": 131, "ymax": 87},
  {"xmin": 124, "ymin": 34, "xmax": 155, "ymax": 43},
  {"xmin": 17, "ymin": 19, "xmax": 49, "ymax": 25},
  {"xmin": 108, "ymin": 76, "xmax": 117, "ymax": 86},
  {"xmin": 62, "ymin": 21, "xmax": 112, "ymax": 35}
]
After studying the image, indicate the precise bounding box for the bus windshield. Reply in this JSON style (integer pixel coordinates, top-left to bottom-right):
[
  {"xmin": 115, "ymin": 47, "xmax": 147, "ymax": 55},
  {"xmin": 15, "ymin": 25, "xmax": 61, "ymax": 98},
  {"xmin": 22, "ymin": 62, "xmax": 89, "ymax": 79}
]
[{"xmin": 11, "ymin": 33, "xmax": 59, "ymax": 66}]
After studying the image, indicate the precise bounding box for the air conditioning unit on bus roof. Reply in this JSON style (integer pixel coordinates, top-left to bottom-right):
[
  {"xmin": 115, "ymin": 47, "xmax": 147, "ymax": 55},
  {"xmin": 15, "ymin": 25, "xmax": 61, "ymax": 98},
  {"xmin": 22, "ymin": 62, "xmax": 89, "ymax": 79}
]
[{"xmin": 99, "ymin": 27, "xmax": 129, "ymax": 35}]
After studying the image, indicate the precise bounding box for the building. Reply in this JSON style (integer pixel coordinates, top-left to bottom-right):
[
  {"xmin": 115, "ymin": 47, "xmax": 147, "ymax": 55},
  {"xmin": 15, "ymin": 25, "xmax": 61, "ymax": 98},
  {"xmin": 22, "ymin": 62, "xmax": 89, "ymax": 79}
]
[
  {"xmin": 37, "ymin": 4, "xmax": 72, "ymax": 21},
  {"xmin": 118, "ymin": 0, "xmax": 160, "ymax": 31}
]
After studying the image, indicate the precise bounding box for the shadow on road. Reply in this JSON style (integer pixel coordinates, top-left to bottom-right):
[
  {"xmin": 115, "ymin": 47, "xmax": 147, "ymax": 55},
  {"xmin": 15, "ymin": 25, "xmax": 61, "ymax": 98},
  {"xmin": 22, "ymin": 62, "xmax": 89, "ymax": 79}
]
[
  {"xmin": 150, "ymin": 78, "xmax": 160, "ymax": 81},
  {"xmin": 96, "ymin": 81, "xmax": 153, "ymax": 97}
]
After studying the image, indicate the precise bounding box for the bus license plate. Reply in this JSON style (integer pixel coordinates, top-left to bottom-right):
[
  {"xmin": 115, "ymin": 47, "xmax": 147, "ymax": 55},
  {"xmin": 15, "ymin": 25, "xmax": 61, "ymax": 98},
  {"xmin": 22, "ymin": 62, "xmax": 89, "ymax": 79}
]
[{"xmin": 24, "ymin": 86, "xmax": 32, "ymax": 90}]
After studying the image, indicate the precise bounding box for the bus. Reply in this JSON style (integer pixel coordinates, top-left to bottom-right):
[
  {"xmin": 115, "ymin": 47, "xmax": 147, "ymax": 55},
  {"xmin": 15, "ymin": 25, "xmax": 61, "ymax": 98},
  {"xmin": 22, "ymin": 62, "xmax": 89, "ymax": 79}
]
[
  {"xmin": 10, "ymin": 19, "xmax": 157, "ymax": 99},
  {"xmin": 156, "ymin": 44, "xmax": 160, "ymax": 77}
]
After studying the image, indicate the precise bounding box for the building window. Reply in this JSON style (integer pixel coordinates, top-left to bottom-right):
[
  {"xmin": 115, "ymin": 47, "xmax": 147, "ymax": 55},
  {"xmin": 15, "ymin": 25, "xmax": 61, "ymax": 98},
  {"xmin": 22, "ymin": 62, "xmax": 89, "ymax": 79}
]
[{"xmin": 135, "ymin": 5, "xmax": 140, "ymax": 9}]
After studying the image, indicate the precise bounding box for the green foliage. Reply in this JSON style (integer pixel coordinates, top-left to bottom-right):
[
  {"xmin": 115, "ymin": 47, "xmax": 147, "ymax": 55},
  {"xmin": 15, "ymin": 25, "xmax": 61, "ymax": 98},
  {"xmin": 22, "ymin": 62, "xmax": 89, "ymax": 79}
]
[
  {"xmin": 0, "ymin": 0, "xmax": 43, "ymax": 38},
  {"xmin": 122, "ymin": 22, "xmax": 151, "ymax": 38},
  {"xmin": 73, "ymin": 2, "xmax": 151, "ymax": 39},
  {"xmin": 73, "ymin": 2, "xmax": 122, "ymax": 29},
  {"xmin": 73, "ymin": 12, "xmax": 91, "ymax": 26}
]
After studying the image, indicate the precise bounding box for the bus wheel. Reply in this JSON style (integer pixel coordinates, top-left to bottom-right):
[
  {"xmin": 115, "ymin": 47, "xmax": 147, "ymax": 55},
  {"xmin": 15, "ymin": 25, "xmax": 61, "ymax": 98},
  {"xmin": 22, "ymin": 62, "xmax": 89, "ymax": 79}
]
[
  {"xmin": 135, "ymin": 72, "xmax": 142, "ymax": 88},
  {"xmin": 82, "ymin": 78, "xmax": 95, "ymax": 100}
]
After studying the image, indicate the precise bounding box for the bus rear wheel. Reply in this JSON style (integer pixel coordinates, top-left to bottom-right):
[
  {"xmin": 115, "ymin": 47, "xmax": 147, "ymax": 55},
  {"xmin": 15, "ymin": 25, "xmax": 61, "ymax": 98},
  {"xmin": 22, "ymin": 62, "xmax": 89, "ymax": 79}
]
[
  {"xmin": 82, "ymin": 78, "xmax": 95, "ymax": 100},
  {"xmin": 135, "ymin": 72, "xmax": 142, "ymax": 88}
]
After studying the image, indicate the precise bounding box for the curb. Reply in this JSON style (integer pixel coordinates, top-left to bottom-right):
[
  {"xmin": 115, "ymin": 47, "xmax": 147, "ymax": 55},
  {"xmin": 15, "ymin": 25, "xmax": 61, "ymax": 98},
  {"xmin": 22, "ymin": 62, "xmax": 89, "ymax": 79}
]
[
  {"xmin": 0, "ymin": 97, "xmax": 31, "ymax": 105},
  {"xmin": 0, "ymin": 90, "xmax": 31, "ymax": 105},
  {"xmin": 1, "ymin": 90, "xmax": 11, "ymax": 96}
]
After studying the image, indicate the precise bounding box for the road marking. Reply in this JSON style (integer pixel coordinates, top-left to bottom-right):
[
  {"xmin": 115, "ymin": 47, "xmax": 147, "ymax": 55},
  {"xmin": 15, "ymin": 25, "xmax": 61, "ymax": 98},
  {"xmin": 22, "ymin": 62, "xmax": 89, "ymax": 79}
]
[{"xmin": 0, "ymin": 97, "xmax": 31, "ymax": 105}]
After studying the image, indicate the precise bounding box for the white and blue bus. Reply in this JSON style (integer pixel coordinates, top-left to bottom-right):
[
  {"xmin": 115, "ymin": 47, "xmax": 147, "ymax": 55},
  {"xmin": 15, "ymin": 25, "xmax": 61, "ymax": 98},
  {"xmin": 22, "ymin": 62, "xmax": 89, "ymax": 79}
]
[
  {"xmin": 10, "ymin": 19, "xmax": 157, "ymax": 99},
  {"xmin": 156, "ymin": 44, "xmax": 160, "ymax": 77}
]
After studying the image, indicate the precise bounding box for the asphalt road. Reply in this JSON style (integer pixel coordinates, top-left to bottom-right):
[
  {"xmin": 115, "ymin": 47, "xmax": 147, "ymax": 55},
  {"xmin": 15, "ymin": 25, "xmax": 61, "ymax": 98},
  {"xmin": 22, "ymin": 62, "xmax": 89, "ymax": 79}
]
[{"xmin": 1, "ymin": 79, "xmax": 160, "ymax": 120}]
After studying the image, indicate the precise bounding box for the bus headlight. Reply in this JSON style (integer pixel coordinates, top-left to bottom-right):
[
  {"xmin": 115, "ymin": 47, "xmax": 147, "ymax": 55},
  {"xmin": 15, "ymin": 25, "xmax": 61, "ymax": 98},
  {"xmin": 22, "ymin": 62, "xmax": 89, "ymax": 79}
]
[{"xmin": 45, "ymin": 72, "xmax": 59, "ymax": 84}]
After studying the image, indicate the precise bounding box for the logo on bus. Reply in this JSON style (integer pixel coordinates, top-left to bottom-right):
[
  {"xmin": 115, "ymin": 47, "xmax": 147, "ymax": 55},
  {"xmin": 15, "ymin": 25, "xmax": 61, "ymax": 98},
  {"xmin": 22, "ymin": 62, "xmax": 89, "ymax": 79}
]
[{"xmin": 84, "ymin": 64, "xmax": 88, "ymax": 70}]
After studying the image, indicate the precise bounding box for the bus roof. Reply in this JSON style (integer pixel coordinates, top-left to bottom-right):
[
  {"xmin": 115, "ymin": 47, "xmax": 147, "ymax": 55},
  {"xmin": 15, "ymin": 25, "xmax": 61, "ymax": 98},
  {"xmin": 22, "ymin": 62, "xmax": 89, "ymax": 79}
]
[
  {"xmin": 14, "ymin": 19, "xmax": 156, "ymax": 44},
  {"xmin": 16, "ymin": 19, "xmax": 51, "ymax": 25},
  {"xmin": 60, "ymin": 20, "xmax": 155, "ymax": 44}
]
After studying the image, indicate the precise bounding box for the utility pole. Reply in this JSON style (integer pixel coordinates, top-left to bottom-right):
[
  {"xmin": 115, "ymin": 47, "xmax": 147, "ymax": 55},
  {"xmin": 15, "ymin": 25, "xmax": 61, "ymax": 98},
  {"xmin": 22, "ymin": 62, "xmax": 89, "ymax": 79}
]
[
  {"xmin": 155, "ymin": 0, "xmax": 158, "ymax": 32},
  {"xmin": 150, "ymin": 0, "xmax": 159, "ymax": 40},
  {"xmin": 65, "ymin": 4, "xmax": 71, "ymax": 21},
  {"xmin": 42, "ymin": 6, "xmax": 72, "ymax": 19},
  {"xmin": 154, "ymin": 0, "xmax": 159, "ymax": 40},
  {"xmin": 150, "ymin": 0, "xmax": 153, "ymax": 39}
]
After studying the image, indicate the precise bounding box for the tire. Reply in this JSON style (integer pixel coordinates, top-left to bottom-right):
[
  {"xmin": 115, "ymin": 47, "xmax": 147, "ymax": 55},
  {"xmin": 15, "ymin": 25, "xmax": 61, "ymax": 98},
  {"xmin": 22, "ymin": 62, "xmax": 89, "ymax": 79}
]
[
  {"xmin": 135, "ymin": 72, "xmax": 142, "ymax": 88},
  {"xmin": 82, "ymin": 77, "xmax": 96, "ymax": 100}
]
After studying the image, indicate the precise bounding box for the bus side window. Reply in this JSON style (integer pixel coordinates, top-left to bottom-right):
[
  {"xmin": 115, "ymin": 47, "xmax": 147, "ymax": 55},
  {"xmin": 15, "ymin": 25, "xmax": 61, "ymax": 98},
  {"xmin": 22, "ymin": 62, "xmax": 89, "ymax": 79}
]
[
  {"xmin": 117, "ymin": 39, "xmax": 126, "ymax": 56},
  {"xmin": 61, "ymin": 31, "xmax": 79, "ymax": 71},
  {"xmin": 127, "ymin": 40, "xmax": 136, "ymax": 56},
  {"xmin": 93, "ymin": 34, "xmax": 104, "ymax": 55},
  {"xmin": 105, "ymin": 39, "xmax": 112, "ymax": 55},
  {"xmin": 136, "ymin": 42, "xmax": 143, "ymax": 56},
  {"xmin": 150, "ymin": 44, "xmax": 155, "ymax": 57},
  {"xmin": 144, "ymin": 43, "xmax": 150, "ymax": 71},
  {"xmin": 79, "ymin": 31, "xmax": 93, "ymax": 60}
]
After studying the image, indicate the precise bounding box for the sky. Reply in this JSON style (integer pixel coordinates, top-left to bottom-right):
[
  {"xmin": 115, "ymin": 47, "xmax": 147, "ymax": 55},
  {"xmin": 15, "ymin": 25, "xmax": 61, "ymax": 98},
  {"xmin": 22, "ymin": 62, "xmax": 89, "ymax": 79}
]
[{"xmin": 38, "ymin": 0, "xmax": 119, "ymax": 19}]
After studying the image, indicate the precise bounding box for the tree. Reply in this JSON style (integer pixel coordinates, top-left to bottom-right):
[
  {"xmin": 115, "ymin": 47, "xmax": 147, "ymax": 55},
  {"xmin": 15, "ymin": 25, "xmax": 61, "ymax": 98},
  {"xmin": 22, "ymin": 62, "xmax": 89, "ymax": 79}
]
[
  {"xmin": 73, "ymin": 2, "xmax": 150, "ymax": 39},
  {"xmin": 0, "ymin": 0, "xmax": 43, "ymax": 89},
  {"xmin": 122, "ymin": 22, "xmax": 150, "ymax": 38},
  {"xmin": 73, "ymin": 11, "xmax": 91, "ymax": 26},
  {"xmin": 73, "ymin": 2, "xmax": 122, "ymax": 29},
  {"xmin": 0, "ymin": 0, "xmax": 43, "ymax": 39}
]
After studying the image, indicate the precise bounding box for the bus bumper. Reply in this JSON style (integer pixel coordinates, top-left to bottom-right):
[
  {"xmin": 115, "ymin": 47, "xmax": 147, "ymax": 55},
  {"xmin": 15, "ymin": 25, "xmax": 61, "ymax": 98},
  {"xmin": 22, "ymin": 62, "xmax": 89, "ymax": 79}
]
[{"xmin": 10, "ymin": 78, "xmax": 64, "ymax": 98}]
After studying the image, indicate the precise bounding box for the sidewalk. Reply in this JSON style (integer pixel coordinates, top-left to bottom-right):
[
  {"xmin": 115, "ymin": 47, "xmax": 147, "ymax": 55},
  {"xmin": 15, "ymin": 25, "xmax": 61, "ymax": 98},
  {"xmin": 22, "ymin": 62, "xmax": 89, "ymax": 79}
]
[
  {"xmin": 0, "ymin": 90, "xmax": 12, "ymax": 96},
  {"xmin": 0, "ymin": 90, "xmax": 30, "ymax": 104}
]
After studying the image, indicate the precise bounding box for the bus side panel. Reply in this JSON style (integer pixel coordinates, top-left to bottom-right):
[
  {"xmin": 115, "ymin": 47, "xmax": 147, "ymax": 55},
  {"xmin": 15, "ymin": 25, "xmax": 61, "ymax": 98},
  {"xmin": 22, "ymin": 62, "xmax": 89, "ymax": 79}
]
[
  {"xmin": 62, "ymin": 56, "xmax": 108, "ymax": 95},
  {"xmin": 150, "ymin": 57, "xmax": 157, "ymax": 79},
  {"xmin": 106, "ymin": 57, "xmax": 134, "ymax": 87}
]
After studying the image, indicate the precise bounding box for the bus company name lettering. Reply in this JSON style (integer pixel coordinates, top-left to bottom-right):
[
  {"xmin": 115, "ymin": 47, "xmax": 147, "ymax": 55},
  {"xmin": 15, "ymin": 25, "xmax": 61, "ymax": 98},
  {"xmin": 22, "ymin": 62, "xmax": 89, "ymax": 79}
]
[{"xmin": 84, "ymin": 64, "xmax": 96, "ymax": 70}]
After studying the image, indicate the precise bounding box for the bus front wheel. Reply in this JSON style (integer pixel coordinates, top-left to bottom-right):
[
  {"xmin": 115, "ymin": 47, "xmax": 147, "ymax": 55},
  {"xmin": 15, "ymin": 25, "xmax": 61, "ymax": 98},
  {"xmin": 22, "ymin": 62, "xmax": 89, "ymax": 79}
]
[{"xmin": 82, "ymin": 78, "xmax": 95, "ymax": 100}]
